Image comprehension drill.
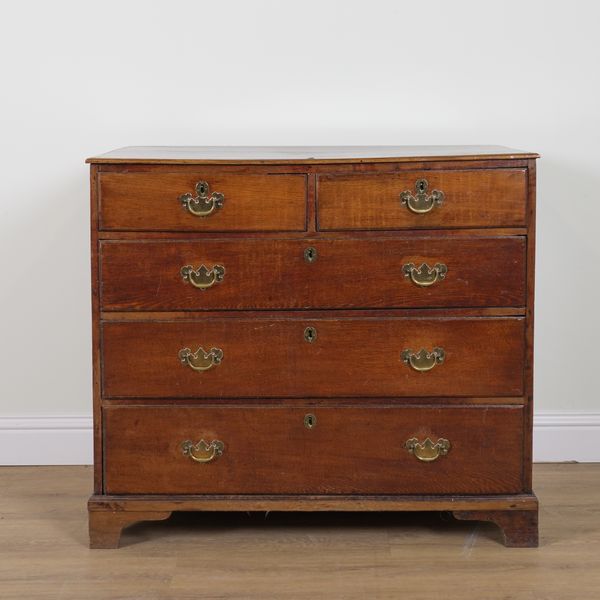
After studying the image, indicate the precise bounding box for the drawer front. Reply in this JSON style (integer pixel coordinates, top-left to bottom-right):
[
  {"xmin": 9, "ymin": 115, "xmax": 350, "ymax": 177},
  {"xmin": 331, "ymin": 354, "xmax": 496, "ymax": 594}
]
[
  {"xmin": 102, "ymin": 317, "xmax": 524, "ymax": 398},
  {"xmin": 103, "ymin": 404, "xmax": 525, "ymax": 494},
  {"xmin": 317, "ymin": 169, "xmax": 527, "ymax": 230},
  {"xmin": 101, "ymin": 237, "xmax": 526, "ymax": 310},
  {"xmin": 99, "ymin": 172, "xmax": 307, "ymax": 231}
]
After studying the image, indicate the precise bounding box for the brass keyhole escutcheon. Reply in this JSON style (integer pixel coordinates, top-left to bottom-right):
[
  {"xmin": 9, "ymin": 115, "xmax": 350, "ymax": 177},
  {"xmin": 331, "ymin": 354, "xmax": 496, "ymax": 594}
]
[
  {"xmin": 304, "ymin": 413, "xmax": 317, "ymax": 429},
  {"xmin": 304, "ymin": 246, "xmax": 318, "ymax": 263},
  {"xmin": 304, "ymin": 326, "xmax": 317, "ymax": 343}
]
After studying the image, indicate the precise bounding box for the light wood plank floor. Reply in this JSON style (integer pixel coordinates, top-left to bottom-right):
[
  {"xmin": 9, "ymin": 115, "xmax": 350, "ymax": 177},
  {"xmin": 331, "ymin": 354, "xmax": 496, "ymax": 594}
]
[{"xmin": 0, "ymin": 464, "xmax": 599, "ymax": 599}]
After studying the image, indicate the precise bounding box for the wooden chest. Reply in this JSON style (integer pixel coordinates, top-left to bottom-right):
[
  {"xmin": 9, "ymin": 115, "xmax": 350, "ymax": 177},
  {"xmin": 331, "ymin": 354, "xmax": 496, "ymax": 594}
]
[{"xmin": 87, "ymin": 146, "xmax": 539, "ymax": 548}]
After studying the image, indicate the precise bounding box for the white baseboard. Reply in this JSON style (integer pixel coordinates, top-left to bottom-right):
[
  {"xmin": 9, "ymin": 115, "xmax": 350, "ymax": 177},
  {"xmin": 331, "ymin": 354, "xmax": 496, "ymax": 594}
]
[
  {"xmin": 0, "ymin": 412, "xmax": 598, "ymax": 465},
  {"xmin": 533, "ymin": 412, "xmax": 600, "ymax": 462},
  {"xmin": 0, "ymin": 416, "xmax": 93, "ymax": 466}
]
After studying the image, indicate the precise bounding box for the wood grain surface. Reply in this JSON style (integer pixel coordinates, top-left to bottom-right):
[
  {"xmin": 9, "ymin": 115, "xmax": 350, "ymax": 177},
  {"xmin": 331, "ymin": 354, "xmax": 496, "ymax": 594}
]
[
  {"xmin": 86, "ymin": 145, "xmax": 539, "ymax": 164},
  {"xmin": 99, "ymin": 172, "xmax": 307, "ymax": 231},
  {"xmin": 101, "ymin": 317, "xmax": 525, "ymax": 398},
  {"xmin": 100, "ymin": 236, "xmax": 526, "ymax": 310},
  {"xmin": 102, "ymin": 404, "xmax": 524, "ymax": 495},
  {"xmin": 1, "ymin": 464, "xmax": 596, "ymax": 599},
  {"xmin": 88, "ymin": 149, "xmax": 538, "ymax": 552},
  {"xmin": 317, "ymin": 169, "xmax": 527, "ymax": 229}
]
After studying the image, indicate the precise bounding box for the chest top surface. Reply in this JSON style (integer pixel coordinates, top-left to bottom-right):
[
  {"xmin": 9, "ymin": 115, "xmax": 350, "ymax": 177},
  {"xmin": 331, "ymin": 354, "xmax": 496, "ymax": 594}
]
[{"xmin": 87, "ymin": 145, "xmax": 538, "ymax": 165}]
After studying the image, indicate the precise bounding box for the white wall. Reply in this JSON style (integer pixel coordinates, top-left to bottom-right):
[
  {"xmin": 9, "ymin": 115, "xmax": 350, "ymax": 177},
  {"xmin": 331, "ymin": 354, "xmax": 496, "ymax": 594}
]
[{"xmin": 1, "ymin": 1, "xmax": 599, "ymax": 461}]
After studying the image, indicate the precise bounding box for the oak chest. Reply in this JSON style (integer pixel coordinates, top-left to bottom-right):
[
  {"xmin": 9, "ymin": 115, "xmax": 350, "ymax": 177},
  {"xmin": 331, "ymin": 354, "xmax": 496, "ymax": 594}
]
[{"xmin": 87, "ymin": 146, "xmax": 539, "ymax": 548}]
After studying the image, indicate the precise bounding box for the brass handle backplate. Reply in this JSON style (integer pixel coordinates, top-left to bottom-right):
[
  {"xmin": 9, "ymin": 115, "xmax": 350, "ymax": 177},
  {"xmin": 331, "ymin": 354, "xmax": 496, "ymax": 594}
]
[
  {"xmin": 400, "ymin": 179, "xmax": 444, "ymax": 214},
  {"xmin": 405, "ymin": 437, "xmax": 450, "ymax": 462},
  {"xmin": 179, "ymin": 347, "xmax": 223, "ymax": 371},
  {"xmin": 402, "ymin": 347, "xmax": 445, "ymax": 372},
  {"xmin": 181, "ymin": 264, "xmax": 225, "ymax": 290},
  {"xmin": 181, "ymin": 439, "xmax": 224, "ymax": 463},
  {"xmin": 179, "ymin": 181, "xmax": 224, "ymax": 217},
  {"xmin": 402, "ymin": 262, "xmax": 448, "ymax": 287}
]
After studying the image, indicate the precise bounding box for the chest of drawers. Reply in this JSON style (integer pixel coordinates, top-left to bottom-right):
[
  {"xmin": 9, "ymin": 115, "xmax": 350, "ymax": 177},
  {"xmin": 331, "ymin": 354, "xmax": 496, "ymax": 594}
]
[{"xmin": 87, "ymin": 146, "xmax": 539, "ymax": 548}]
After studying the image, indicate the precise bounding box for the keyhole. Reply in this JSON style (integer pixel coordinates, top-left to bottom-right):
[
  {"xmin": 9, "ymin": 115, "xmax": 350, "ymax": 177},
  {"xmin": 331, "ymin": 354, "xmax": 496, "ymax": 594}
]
[
  {"xmin": 304, "ymin": 246, "xmax": 317, "ymax": 263},
  {"xmin": 304, "ymin": 327, "xmax": 317, "ymax": 343},
  {"xmin": 417, "ymin": 179, "xmax": 427, "ymax": 192},
  {"xmin": 304, "ymin": 413, "xmax": 317, "ymax": 429}
]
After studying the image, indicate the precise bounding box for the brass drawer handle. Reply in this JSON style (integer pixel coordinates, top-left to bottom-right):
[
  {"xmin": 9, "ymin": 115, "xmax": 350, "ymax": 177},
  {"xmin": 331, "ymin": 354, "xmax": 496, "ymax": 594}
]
[
  {"xmin": 402, "ymin": 262, "xmax": 447, "ymax": 287},
  {"xmin": 179, "ymin": 347, "xmax": 223, "ymax": 371},
  {"xmin": 405, "ymin": 437, "xmax": 450, "ymax": 462},
  {"xmin": 181, "ymin": 264, "xmax": 225, "ymax": 290},
  {"xmin": 402, "ymin": 347, "xmax": 445, "ymax": 372},
  {"xmin": 400, "ymin": 179, "xmax": 444, "ymax": 214},
  {"xmin": 181, "ymin": 439, "xmax": 224, "ymax": 463},
  {"xmin": 179, "ymin": 181, "xmax": 224, "ymax": 217}
]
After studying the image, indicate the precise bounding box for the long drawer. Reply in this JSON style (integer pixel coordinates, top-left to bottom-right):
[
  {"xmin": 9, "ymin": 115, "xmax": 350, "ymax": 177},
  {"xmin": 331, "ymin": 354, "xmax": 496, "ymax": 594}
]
[
  {"xmin": 101, "ymin": 317, "xmax": 525, "ymax": 398},
  {"xmin": 317, "ymin": 169, "xmax": 527, "ymax": 230},
  {"xmin": 99, "ymin": 171, "xmax": 307, "ymax": 231},
  {"xmin": 100, "ymin": 237, "xmax": 526, "ymax": 310},
  {"xmin": 103, "ymin": 404, "xmax": 525, "ymax": 494}
]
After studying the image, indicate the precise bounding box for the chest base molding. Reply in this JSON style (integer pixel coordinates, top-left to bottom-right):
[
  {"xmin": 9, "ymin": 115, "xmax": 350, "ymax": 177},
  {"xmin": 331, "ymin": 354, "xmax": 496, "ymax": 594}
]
[{"xmin": 88, "ymin": 493, "xmax": 539, "ymax": 549}]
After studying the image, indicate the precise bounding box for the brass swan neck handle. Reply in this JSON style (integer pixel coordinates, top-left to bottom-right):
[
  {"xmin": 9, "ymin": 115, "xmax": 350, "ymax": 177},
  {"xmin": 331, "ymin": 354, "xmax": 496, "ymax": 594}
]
[
  {"xmin": 405, "ymin": 437, "xmax": 451, "ymax": 462},
  {"xmin": 179, "ymin": 347, "xmax": 223, "ymax": 371},
  {"xmin": 402, "ymin": 347, "xmax": 445, "ymax": 372},
  {"xmin": 179, "ymin": 181, "xmax": 224, "ymax": 217},
  {"xmin": 402, "ymin": 262, "xmax": 448, "ymax": 287},
  {"xmin": 181, "ymin": 264, "xmax": 225, "ymax": 290},
  {"xmin": 400, "ymin": 179, "xmax": 444, "ymax": 214},
  {"xmin": 181, "ymin": 439, "xmax": 224, "ymax": 463}
]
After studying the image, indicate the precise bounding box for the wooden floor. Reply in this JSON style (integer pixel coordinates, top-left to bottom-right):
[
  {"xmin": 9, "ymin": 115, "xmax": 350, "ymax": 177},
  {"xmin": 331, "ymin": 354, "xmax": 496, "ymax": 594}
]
[{"xmin": 0, "ymin": 465, "xmax": 599, "ymax": 599}]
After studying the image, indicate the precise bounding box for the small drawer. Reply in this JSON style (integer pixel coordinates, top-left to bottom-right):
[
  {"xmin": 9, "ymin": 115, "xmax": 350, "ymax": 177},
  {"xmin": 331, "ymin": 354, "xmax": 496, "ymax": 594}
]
[
  {"xmin": 103, "ymin": 404, "xmax": 525, "ymax": 494},
  {"xmin": 100, "ymin": 236, "xmax": 526, "ymax": 310},
  {"xmin": 317, "ymin": 169, "xmax": 527, "ymax": 230},
  {"xmin": 101, "ymin": 316, "xmax": 525, "ymax": 398},
  {"xmin": 98, "ymin": 171, "xmax": 307, "ymax": 231}
]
